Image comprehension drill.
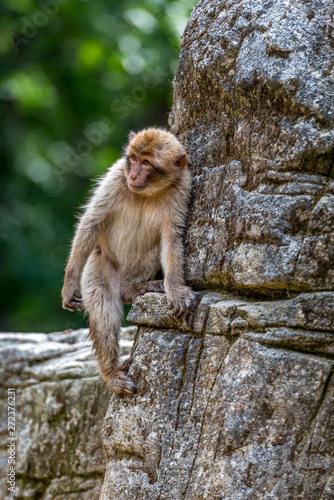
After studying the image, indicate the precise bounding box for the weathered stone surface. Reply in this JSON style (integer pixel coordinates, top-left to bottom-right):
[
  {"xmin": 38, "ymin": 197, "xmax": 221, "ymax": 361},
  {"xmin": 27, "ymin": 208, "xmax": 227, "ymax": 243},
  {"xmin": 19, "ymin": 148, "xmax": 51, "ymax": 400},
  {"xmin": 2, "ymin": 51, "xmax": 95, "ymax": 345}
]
[
  {"xmin": 0, "ymin": 327, "xmax": 135, "ymax": 499},
  {"xmin": 127, "ymin": 291, "xmax": 223, "ymax": 333},
  {"xmin": 208, "ymin": 291, "xmax": 334, "ymax": 333},
  {"xmin": 129, "ymin": 291, "xmax": 334, "ymax": 337},
  {"xmin": 101, "ymin": 293, "xmax": 334, "ymax": 499},
  {"xmin": 168, "ymin": 0, "xmax": 334, "ymax": 294}
]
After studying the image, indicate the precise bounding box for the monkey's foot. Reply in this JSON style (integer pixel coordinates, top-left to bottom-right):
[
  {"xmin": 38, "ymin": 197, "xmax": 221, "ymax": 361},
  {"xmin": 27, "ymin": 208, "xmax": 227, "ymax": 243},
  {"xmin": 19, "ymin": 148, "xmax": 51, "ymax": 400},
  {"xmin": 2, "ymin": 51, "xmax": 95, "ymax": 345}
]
[
  {"xmin": 138, "ymin": 279, "xmax": 165, "ymax": 295},
  {"xmin": 107, "ymin": 357, "xmax": 136, "ymax": 396},
  {"xmin": 122, "ymin": 280, "xmax": 165, "ymax": 302}
]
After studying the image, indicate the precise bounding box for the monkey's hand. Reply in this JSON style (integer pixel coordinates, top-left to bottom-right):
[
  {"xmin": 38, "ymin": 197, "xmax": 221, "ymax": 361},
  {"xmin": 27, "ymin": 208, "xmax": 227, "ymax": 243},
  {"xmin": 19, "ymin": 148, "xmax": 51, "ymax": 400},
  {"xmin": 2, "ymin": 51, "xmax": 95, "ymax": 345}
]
[
  {"xmin": 166, "ymin": 285, "xmax": 195, "ymax": 319},
  {"xmin": 62, "ymin": 285, "xmax": 84, "ymax": 311}
]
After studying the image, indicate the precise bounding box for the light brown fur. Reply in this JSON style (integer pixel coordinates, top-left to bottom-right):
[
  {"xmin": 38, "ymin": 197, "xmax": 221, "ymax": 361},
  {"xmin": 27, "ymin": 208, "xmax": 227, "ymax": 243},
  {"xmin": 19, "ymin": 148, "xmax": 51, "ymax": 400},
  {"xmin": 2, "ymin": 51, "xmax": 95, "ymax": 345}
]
[{"xmin": 62, "ymin": 128, "xmax": 194, "ymax": 395}]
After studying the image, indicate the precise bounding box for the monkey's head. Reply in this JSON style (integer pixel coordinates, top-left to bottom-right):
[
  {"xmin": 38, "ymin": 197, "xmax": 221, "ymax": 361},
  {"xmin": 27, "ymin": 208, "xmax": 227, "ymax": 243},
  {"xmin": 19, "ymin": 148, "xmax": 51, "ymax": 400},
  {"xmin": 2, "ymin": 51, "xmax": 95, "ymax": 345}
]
[{"xmin": 124, "ymin": 127, "xmax": 187, "ymax": 196}]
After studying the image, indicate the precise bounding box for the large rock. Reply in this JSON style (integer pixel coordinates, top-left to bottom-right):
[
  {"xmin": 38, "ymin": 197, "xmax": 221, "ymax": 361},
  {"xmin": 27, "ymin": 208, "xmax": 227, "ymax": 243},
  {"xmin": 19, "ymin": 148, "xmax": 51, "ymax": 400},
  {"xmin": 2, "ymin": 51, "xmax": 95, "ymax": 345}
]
[
  {"xmin": 169, "ymin": 0, "xmax": 334, "ymax": 294},
  {"xmin": 101, "ymin": 0, "xmax": 334, "ymax": 498},
  {"xmin": 101, "ymin": 292, "xmax": 334, "ymax": 500},
  {"xmin": 0, "ymin": 327, "xmax": 135, "ymax": 500}
]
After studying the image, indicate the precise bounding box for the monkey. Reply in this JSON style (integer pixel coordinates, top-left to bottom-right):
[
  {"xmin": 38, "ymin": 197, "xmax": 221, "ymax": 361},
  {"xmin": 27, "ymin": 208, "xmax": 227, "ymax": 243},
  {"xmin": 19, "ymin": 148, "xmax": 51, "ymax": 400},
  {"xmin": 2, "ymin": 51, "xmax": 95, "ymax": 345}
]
[{"xmin": 61, "ymin": 127, "xmax": 194, "ymax": 396}]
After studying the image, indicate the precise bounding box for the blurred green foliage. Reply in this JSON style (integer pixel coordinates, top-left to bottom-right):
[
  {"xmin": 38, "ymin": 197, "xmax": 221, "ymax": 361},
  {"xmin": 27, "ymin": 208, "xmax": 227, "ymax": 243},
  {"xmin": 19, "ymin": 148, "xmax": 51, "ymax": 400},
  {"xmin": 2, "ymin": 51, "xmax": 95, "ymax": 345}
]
[{"xmin": 0, "ymin": 0, "xmax": 194, "ymax": 332}]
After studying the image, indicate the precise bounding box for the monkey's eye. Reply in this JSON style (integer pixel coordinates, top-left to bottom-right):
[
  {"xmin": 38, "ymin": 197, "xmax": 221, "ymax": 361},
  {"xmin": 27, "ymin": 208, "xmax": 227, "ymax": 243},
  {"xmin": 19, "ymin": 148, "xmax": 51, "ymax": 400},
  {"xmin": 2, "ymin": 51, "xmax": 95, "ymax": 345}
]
[
  {"xmin": 142, "ymin": 159, "xmax": 150, "ymax": 166},
  {"xmin": 131, "ymin": 154, "xmax": 136, "ymax": 161}
]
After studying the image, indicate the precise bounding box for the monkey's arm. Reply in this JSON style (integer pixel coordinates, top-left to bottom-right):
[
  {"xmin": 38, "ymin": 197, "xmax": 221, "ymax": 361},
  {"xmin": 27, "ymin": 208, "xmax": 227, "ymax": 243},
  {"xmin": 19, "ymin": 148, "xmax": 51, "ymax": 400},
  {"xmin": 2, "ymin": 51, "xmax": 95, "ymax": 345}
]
[
  {"xmin": 62, "ymin": 176, "xmax": 116, "ymax": 311},
  {"xmin": 62, "ymin": 213, "xmax": 102, "ymax": 310},
  {"xmin": 160, "ymin": 218, "xmax": 194, "ymax": 318}
]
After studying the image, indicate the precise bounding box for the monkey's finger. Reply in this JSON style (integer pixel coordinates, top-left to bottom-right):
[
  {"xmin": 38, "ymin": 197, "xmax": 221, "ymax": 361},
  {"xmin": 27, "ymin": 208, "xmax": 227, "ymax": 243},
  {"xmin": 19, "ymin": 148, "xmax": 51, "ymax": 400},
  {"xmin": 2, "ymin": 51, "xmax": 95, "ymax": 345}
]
[
  {"xmin": 186, "ymin": 297, "xmax": 194, "ymax": 308},
  {"xmin": 119, "ymin": 356, "xmax": 133, "ymax": 373},
  {"xmin": 147, "ymin": 282, "xmax": 165, "ymax": 293},
  {"xmin": 119, "ymin": 377, "xmax": 137, "ymax": 395},
  {"xmin": 176, "ymin": 302, "xmax": 186, "ymax": 318},
  {"xmin": 72, "ymin": 298, "xmax": 83, "ymax": 304},
  {"xmin": 122, "ymin": 382, "xmax": 137, "ymax": 396},
  {"xmin": 183, "ymin": 297, "xmax": 195, "ymax": 316},
  {"xmin": 168, "ymin": 300, "xmax": 173, "ymax": 310},
  {"xmin": 63, "ymin": 304, "xmax": 78, "ymax": 311},
  {"xmin": 171, "ymin": 301, "xmax": 178, "ymax": 315},
  {"xmin": 173, "ymin": 302, "xmax": 182, "ymax": 318},
  {"xmin": 174, "ymin": 303, "xmax": 181, "ymax": 317},
  {"xmin": 72, "ymin": 299, "xmax": 84, "ymax": 307},
  {"xmin": 154, "ymin": 283, "xmax": 164, "ymax": 292},
  {"xmin": 63, "ymin": 299, "xmax": 84, "ymax": 311},
  {"xmin": 63, "ymin": 299, "xmax": 74, "ymax": 310},
  {"xmin": 180, "ymin": 297, "xmax": 195, "ymax": 318},
  {"xmin": 184, "ymin": 305, "xmax": 191, "ymax": 318},
  {"xmin": 187, "ymin": 300, "xmax": 196, "ymax": 317},
  {"xmin": 68, "ymin": 304, "xmax": 83, "ymax": 311}
]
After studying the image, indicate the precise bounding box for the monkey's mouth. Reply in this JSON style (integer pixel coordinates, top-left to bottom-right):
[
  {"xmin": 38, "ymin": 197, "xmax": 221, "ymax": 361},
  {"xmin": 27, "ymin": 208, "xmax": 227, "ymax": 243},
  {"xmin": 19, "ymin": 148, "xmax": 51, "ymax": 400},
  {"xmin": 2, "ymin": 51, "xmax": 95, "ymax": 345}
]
[{"xmin": 128, "ymin": 182, "xmax": 146, "ymax": 193}]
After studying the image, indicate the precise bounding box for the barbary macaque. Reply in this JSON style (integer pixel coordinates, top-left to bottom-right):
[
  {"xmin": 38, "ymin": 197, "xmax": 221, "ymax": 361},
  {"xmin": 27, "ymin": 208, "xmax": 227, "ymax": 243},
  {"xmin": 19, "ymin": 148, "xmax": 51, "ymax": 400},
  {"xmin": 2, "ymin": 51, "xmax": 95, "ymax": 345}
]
[{"xmin": 62, "ymin": 128, "xmax": 194, "ymax": 395}]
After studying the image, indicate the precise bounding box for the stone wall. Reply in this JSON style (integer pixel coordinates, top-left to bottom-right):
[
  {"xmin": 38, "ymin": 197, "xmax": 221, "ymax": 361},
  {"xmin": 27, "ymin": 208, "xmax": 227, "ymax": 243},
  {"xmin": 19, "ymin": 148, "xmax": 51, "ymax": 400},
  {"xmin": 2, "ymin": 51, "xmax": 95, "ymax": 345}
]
[{"xmin": 101, "ymin": 0, "xmax": 334, "ymax": 498}]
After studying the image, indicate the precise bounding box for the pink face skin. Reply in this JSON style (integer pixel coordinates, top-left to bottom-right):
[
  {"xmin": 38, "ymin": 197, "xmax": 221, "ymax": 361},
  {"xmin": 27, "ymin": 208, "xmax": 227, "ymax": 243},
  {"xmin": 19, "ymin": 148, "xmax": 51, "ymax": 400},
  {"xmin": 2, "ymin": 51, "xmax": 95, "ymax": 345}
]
[{"xmin": 127, "ymin": 153, "xmax": 157, "ymax": 193}]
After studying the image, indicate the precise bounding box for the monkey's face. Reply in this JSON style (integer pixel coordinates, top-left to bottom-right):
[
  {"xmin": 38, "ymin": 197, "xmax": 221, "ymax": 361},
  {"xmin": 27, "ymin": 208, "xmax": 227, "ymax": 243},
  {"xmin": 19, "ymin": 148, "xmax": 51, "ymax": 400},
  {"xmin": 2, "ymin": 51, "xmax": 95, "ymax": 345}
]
[
  {"xmin": 126, "ymin": 153, "xmax": 163, "ymax": 194},
  {"xmin": 124, "ymin": 128, "xmax": 187, "ymax": 197}
]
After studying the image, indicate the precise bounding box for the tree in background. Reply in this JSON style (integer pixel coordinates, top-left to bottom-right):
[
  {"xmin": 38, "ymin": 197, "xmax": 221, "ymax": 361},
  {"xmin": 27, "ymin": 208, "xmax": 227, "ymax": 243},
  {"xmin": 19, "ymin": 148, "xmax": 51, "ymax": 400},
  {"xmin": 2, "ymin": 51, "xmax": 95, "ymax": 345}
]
[{"xmin": 0, "ymin": 0, "xmax": 194, "ymax": 332}]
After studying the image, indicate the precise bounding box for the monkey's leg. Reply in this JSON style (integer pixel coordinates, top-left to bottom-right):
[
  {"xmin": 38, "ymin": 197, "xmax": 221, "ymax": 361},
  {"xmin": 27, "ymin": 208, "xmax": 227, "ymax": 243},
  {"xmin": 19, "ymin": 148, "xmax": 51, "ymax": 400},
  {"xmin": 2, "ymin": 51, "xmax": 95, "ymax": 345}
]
[
  {"xmin": 121, "ymin": 279, "xmax": 165, "ymax": 303},
  {"xmin": 82, "ymin": 249, "xmax": 136, "ymax": 396}
]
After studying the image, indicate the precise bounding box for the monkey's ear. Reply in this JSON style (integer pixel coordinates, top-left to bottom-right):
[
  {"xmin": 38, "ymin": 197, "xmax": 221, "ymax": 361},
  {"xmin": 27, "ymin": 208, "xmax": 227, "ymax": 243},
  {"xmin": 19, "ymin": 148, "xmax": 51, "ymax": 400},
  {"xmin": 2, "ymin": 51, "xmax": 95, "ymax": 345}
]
[
  {"xmin": 128, "ymin": 131, "xmax": 136, "ymax": 141},
  {"xmin": 175, "ymin": 153, "xmax": 187, "ymax": 168}
]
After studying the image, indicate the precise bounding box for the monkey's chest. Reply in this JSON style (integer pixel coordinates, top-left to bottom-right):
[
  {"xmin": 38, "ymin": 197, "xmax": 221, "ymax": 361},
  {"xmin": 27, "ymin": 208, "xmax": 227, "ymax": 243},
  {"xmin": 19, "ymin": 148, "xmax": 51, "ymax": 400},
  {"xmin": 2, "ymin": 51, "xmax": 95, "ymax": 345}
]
[{"xmin": 105, "ymin": 210, "xmax": 161, "ymax": 268}]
